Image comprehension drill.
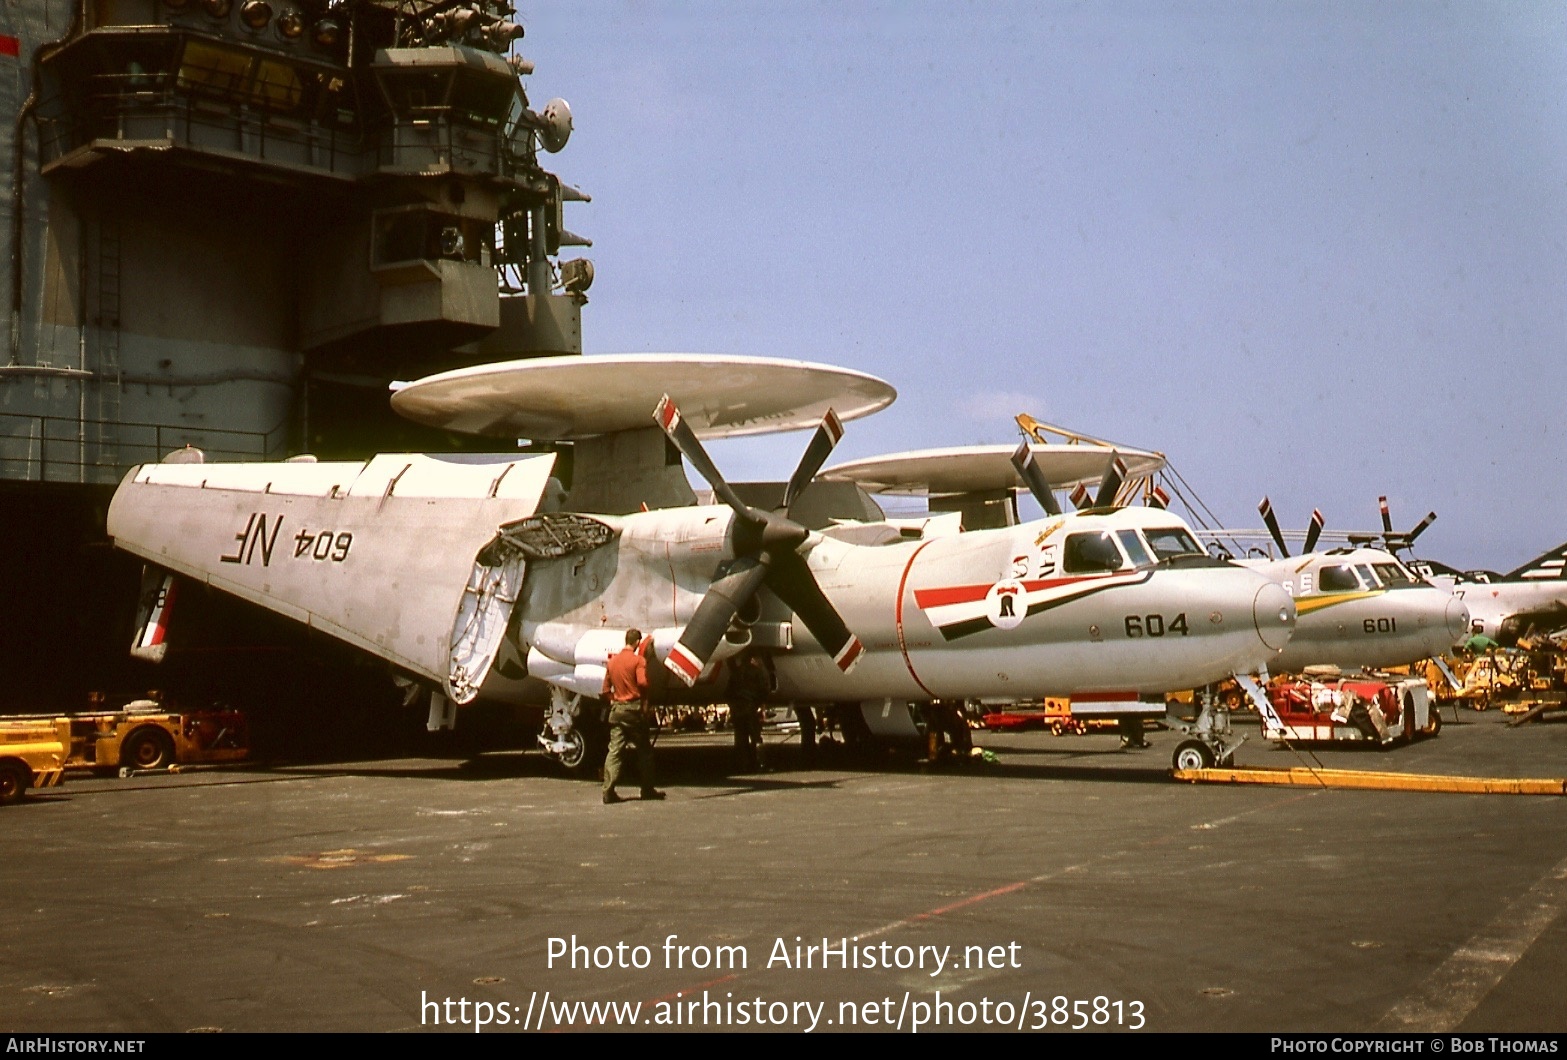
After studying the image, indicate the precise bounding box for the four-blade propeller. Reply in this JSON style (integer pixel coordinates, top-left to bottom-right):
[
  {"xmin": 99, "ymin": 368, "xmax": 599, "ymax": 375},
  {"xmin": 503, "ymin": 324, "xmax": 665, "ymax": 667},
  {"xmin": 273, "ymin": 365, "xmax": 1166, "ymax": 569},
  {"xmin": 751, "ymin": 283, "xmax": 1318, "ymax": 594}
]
[{"xmin": 653, "ymin": 396, "xmax": 864, "ymax": 686}]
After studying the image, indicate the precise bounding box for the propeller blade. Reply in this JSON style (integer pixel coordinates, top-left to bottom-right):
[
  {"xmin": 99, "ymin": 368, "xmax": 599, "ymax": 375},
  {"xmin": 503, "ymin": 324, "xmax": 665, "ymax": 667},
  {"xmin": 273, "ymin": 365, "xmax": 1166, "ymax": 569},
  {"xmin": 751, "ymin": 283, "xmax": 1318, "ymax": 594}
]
[
  {"xmin": 1406, "ymin": 511, "xmax": 1437, "ymax": 545},
  {"xmin": 1303, "ymin": 509, "xmax": 1325, "ymax": 554},
  {"xmin": 765, "ymin": 549, "xmax": 864, "ymax": 673},
  {"xmin": 1092, "ymin": 453, "xmax": 1127, "ymax": 509},
  {"xmin": 1148, "ymin": 485, "xmax": 1171, "ymax": 510},
  {"xmin": 1010, "ymin": 442, "xmax": 1062, "ymax": 516},
  {"xmin": 1068, "ymin": 483, "xmax": 1093, "ymax": 510},
  {"xmin": 1258, "ymin": 496, "xmax": 1289, "ymax": 558},
  {"xmin": 653, "ymin": 395, "xmax": 756, "ymax": 518},
  {"xmin": 780, "ymin": 409, "xmax": 844, "ymax": 510},
  {"xmin": 1379, "ymin": 496, "xmax": 1394, "ymax": 534},
  {"xmin": 664, "ymin": 557, "xmax": 770, "ymax": 686}
]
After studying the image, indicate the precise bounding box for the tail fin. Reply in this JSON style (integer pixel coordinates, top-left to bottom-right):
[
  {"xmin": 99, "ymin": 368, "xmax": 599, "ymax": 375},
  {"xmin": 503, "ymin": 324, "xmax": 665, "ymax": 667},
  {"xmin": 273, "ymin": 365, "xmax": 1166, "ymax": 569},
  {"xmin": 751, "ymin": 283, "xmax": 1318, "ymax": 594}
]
[
  {"xmin": 130, "ymin": 567, "xmax": 179, "ymax": 663},
  {"xmin": 1504, "ymin": 541, "xmax": 1567, "ymax": 581}
]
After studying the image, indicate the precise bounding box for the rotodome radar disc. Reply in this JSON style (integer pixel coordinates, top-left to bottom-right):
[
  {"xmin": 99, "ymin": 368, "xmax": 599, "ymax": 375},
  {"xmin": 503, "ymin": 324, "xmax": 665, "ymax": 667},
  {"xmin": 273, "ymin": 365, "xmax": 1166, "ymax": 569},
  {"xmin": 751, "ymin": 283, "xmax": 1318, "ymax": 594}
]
[{"xmin": 390, "ymin": 353, "xmax": 897, "ymax": 440}]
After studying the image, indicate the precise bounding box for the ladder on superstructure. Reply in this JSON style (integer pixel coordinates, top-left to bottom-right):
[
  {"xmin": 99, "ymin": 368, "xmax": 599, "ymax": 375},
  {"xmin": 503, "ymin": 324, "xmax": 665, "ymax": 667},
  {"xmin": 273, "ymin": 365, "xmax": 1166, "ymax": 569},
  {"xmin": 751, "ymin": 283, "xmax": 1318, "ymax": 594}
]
[{"xmin": 93, "ymin": 213, "xmax": 122, "ymax": 475}]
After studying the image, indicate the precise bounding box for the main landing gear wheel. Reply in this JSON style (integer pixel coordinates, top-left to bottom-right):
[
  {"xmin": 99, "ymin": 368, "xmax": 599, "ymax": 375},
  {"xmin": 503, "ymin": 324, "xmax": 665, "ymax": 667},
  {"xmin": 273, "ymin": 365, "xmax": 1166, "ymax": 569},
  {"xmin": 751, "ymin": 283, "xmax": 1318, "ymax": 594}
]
[
  {"xmin": 556, "ymin": 728, "xmax": 589, "ymax": 771},
  {"xmin": 558, "ymin": 712, "xmax": 608, "ymax": 779},
  {"xmin": 122, "ymin": 728, "xmax": 175, "ymax": 771},
  {"xmin": 1172, "ymin": 739, "xmax": 1216, "ymax": 771}
]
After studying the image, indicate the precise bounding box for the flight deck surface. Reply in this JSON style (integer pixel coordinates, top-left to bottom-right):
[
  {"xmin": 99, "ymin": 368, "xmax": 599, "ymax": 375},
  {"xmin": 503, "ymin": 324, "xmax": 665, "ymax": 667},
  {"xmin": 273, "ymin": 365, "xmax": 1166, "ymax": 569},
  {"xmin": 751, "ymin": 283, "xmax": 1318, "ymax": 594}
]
[{"xmin": 3, "ymin": 709, "xmax": 1566, "ymax": 1035}]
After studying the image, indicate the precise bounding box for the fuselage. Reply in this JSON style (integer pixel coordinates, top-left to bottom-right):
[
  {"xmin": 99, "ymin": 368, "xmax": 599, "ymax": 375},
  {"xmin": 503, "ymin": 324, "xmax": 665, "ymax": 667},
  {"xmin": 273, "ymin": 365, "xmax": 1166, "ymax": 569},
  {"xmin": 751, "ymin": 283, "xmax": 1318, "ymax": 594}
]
[
  {"xmin": 521, "ymin": 504, "xmax": 1296, "ymax": 703},
  {"xmin": 1240, "ymin": 547, "xmax": 1467, "ymax": 671},
  {"xmin": 1429, "ymin": 576, "xmax": 1567, "ymax": 645}
]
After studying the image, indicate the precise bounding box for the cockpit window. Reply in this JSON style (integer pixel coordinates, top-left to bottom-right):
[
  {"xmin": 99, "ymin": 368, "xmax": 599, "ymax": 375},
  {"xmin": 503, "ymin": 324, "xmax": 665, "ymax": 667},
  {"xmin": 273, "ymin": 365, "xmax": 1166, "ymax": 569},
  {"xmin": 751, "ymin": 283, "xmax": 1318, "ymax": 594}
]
[
  {"xmin": 1063, "ymin": 531, "xmax": 1125, "ymax": 573},
  {"xmin": 1116, "ymin": 530, "xmax": 1154, "ymax": 568},
  {"xmin": 1143, "ymin": 526, "xmax": 1204, "ymax": 560},
  {"xmin": 1354, "ymin": 564, "xmax": 1378, "ymax": 588},
  {"xmin": 1317, "ymin": 565, "xmax": 1359, "ymax": 592},
  {"xmin": 1373, "ymin": 562, "xmax": 1417, "ymax": 587}
]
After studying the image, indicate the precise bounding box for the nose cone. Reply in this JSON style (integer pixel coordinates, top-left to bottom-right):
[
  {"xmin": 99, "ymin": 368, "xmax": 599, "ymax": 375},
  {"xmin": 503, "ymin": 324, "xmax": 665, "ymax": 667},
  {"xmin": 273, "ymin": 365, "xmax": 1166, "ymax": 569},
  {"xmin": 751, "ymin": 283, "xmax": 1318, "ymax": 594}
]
[
  {"xmin": 1253, "ymin": 581, "xmax": 1296, "ymax": 652},
  {"xmin": 1445, "ymin": 594, "xmax": 1471, "ymax": 646}
]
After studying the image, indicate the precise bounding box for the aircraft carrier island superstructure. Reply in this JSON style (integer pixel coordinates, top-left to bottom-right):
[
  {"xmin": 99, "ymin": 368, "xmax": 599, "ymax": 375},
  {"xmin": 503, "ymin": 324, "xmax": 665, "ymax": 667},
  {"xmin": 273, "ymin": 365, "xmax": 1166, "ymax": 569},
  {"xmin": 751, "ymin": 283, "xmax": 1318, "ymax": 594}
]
[{"xmin": 0, "ymin": 0, "xmax": 590, "ymax": 711}]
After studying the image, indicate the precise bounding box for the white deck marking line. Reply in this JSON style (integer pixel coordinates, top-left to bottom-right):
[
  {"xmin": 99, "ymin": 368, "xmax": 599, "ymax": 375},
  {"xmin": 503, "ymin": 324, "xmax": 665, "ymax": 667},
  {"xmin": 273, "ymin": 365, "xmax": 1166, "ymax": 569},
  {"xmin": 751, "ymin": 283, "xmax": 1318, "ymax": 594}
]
[{"xmin": 1377, "ymin": 853, "xmax": 1567, "ymax": 1031}]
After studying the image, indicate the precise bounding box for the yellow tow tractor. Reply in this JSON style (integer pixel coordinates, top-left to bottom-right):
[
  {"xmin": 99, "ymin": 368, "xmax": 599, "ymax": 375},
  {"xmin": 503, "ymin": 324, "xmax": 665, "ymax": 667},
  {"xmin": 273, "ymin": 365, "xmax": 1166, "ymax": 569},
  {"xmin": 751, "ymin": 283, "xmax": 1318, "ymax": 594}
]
[
  {"xmin": 0, "ymin": 717, "xmax": 68, "ymax": 805},
  {"xmin": 62, "ymin": 696, "xmax": 250, "ymax": 775},
  {"xmin": 0, "ymin": 695, "xmax": 249, "ymax": 801}
]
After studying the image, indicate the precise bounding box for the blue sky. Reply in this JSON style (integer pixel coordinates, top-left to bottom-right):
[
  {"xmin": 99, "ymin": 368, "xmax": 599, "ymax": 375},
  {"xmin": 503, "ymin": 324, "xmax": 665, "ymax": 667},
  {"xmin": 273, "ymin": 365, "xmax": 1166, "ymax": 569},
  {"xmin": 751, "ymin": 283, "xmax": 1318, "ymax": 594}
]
[{"xmin": 519, "ymin": 1, "xmax": 1567, "ymax": 571}]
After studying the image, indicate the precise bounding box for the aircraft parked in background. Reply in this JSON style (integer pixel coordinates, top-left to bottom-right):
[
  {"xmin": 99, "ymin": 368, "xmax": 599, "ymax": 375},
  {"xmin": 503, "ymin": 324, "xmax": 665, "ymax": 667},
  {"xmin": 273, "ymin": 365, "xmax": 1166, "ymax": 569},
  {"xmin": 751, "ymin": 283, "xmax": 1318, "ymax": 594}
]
[
  {"xmin": 1239, "ymin": 498, "xmax": 1468, "ymax": 672},
  {"xmin": 1408, "ymin": 543, "xmax": 1567, "ymax": 647}
]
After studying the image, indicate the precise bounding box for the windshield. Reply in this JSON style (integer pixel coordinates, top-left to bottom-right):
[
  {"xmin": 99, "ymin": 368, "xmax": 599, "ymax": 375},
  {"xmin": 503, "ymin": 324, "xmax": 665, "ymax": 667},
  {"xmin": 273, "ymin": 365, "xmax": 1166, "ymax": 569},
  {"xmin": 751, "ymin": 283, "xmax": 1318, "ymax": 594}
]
[
  {"xmin": 1116, "ymin": 530, "xmax": 1154, "ymax": 567},
  {"xmin": 1373, "ymin": 562, "xmax": 1417, "ymax": 586},
  {"xmin": 1143, "ymin": 526, "xmax": 1204, "ymax": 560}
]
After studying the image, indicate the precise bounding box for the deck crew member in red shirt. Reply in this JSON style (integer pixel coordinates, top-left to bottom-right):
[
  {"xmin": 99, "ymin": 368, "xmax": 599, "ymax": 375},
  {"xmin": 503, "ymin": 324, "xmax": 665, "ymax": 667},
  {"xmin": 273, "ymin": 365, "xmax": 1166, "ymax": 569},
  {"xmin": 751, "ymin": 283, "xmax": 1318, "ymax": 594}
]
[{"xmin": 601, "ymin": 628, "xmax": 665, "ymax": 804}]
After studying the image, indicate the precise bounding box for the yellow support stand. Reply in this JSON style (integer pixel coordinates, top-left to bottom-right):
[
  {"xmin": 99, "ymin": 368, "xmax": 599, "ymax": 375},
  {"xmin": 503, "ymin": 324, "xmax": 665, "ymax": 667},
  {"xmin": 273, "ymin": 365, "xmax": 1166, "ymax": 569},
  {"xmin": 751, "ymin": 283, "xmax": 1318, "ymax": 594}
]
[{"xmin": 1172, "ymin": 765, "xmax": 1567, "ymax": 795}]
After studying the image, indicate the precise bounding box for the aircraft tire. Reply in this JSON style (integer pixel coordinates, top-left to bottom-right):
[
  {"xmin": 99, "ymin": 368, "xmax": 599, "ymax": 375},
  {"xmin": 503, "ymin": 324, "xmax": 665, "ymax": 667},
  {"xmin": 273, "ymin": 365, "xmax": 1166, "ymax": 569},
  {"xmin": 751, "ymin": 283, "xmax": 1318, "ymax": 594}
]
[
  {"xmin": 1172, "ymin": 740, "xmax": 1215, "ymax": 771},
  {"xmin": 556, "ymin": 728, "xmax": 589, "ymax": 771},
  {"xmin": 558, "ymin": 703, "xmax": 609, "ymax": 778},
  {"xmin": 0, "ymin": 759, "xmax": 29, "ymax": 805},
  {"xmin": 122, "ymin": 727, "xmax": 175, "ymax": 771}
]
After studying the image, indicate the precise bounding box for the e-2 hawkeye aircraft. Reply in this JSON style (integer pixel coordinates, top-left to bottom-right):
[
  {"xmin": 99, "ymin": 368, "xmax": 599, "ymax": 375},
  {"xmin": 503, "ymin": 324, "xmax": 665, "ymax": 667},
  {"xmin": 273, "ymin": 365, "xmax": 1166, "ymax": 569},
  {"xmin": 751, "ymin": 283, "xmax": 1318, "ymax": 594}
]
[
  {"xmin": 1333, "ymin": 494, "xmax": 1565, "ymax": 648},
  {"xmin": 1236, "ymin": 498, "xmax": 1469, "ymax": 673},
  {"xmin": 106, "ymin": 354, "xmax": 1297, "ymax": 773}
]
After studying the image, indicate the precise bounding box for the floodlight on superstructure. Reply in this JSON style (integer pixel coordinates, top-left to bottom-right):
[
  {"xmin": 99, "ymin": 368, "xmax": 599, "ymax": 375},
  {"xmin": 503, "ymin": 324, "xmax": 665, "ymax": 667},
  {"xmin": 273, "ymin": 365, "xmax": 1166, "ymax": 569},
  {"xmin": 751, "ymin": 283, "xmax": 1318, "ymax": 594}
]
[
  {"xmin": 311, "ymin": 18, "xmax": 341, "ymax": 48},
  {"xmin": 238, "ymin": 0, "xmax": 272, "ymax": 31}
]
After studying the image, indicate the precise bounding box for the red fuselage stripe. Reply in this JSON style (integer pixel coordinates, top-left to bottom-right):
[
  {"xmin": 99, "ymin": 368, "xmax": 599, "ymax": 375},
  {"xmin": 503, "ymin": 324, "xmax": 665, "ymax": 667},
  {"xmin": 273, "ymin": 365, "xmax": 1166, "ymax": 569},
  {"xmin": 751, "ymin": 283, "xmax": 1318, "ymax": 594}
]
[{"xmin": 913, "ymin": 575, "xmax": 1100, "ymax": 609}]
